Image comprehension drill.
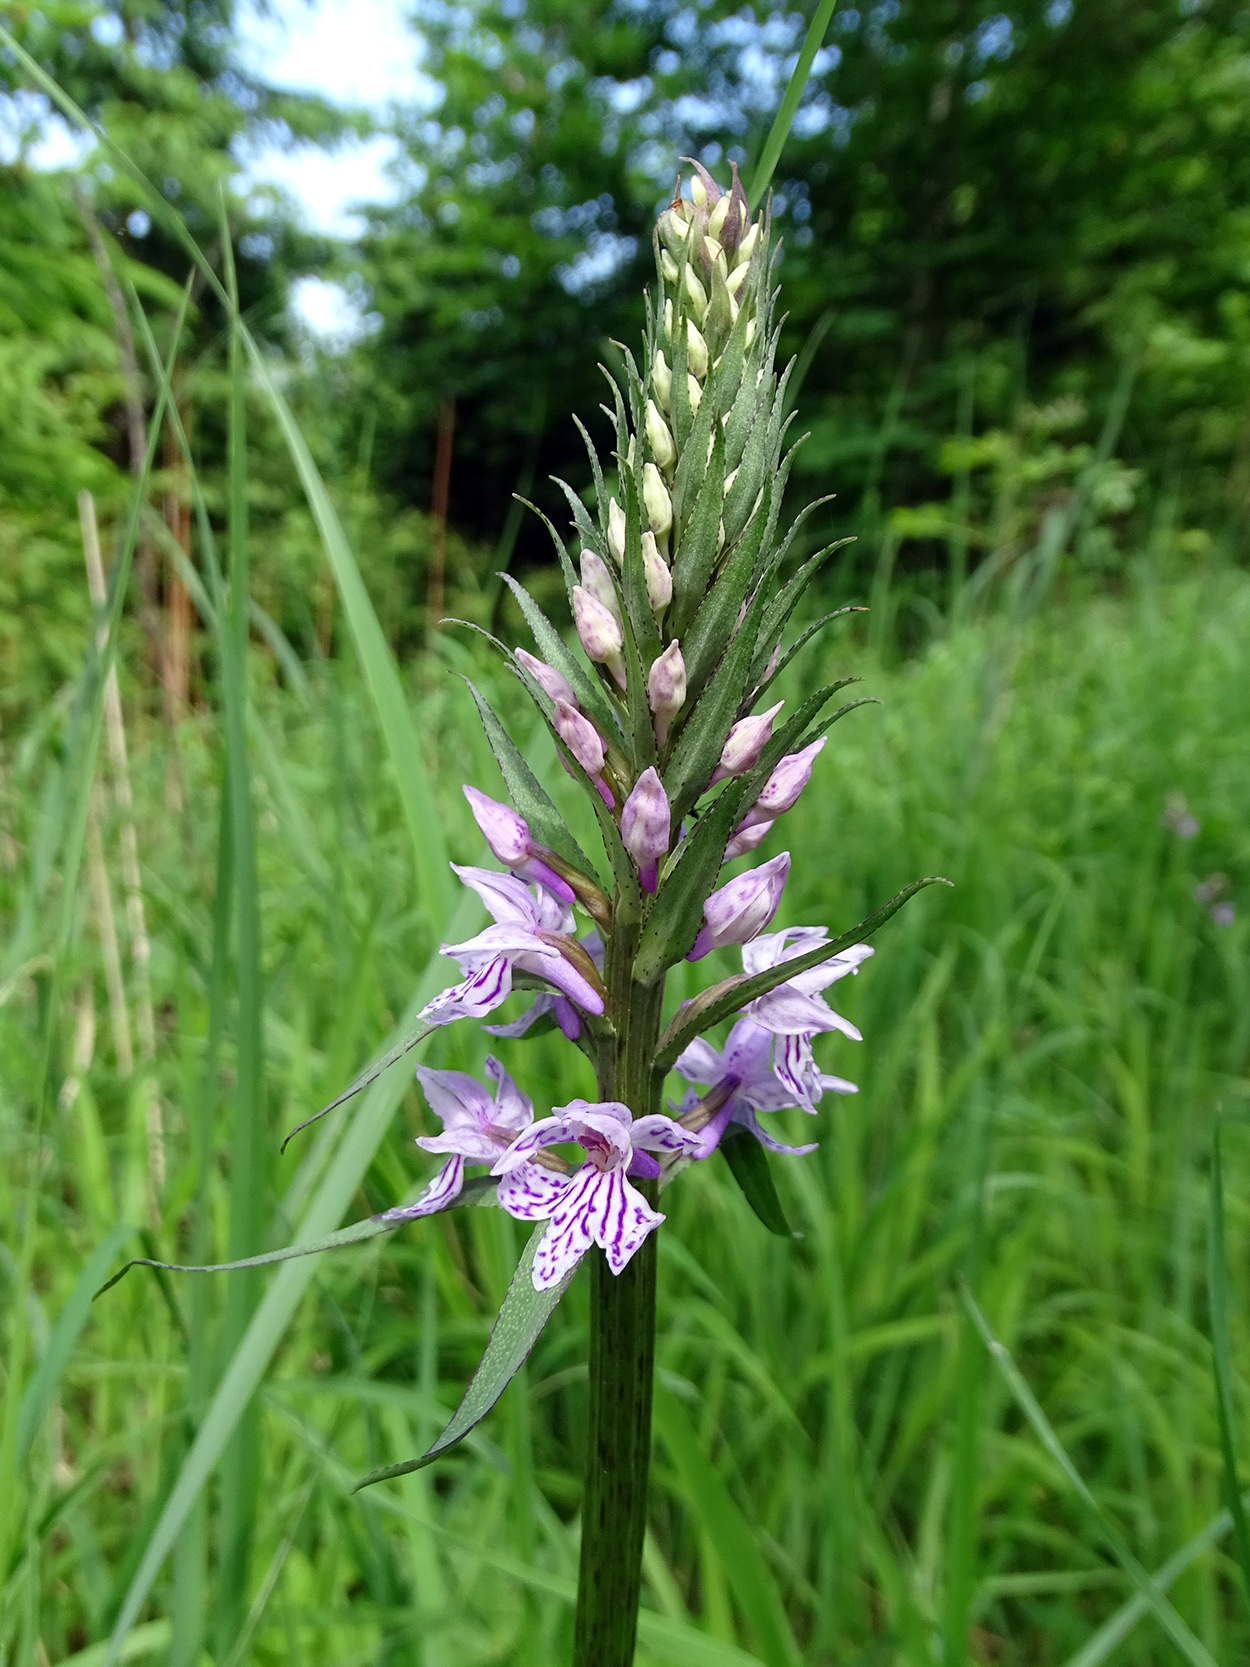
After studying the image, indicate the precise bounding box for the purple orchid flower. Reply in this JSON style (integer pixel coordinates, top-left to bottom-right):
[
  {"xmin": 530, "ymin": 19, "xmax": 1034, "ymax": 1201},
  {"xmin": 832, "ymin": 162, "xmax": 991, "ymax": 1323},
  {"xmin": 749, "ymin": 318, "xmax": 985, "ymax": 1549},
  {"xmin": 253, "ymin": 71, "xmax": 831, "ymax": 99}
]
[
  {"xmin": 382, "ymin": 1056, "xmax": 568, "ymax": 1221},
  {"xmin": 420, "ymin": 866, "xmax": 605, "ymax": 1027},
  {"xmin": 687, "ymin": 851, "xmax": 790, "ymax": 961},
  {"xmin": 484, "ymin": 930, "xmax": 604, "ymax": 1042},
  {"xmin": 463, "ymin": 786, "xmax": 574, "ymax": 904},
  {"xmin": 740, "ymin": 928, "xmax": 872, "ymax": 1109},
  {"xmin": 493, "ymin": 1099, "xmax": 702, "ymax": 1290},
  {"xmin": 674, "ymin": 1016, "xmax": 826, "ymax": 1158}
]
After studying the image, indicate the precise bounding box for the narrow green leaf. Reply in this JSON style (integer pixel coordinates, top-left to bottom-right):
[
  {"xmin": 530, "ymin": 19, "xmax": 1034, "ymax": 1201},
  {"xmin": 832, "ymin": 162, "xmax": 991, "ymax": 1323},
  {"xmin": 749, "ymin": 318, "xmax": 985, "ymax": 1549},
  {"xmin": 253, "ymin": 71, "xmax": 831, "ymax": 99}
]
[
  {"xmin": 665, "ymin": 582, "xmax": 771, "ymax": 822},
  {"xmin": 16, "ymin": 1224, "xmax": 138, "ymax": 1463},
  {"xmin": 720, "ymin": 1133, "xmax": 794, "ymax": 1238},
  {"xmin": 280, "ymin": 1020, "xmax": 437, "ymax": 1151},
  {"xmin": 669, "ymin": 423, "xmax": 727, "ymax": 639},
  {"xmin": 748, "ymin": 0, "xmax": 839, "ymax": 205},
  {"xmin": 353, "ymin": 1223, "xmax": 575, "ymax": 1489},
  {"xmin": 753, "ymin": 608, "xmax": 865, "ymax": 704},
  {"xmin": 680, "ymin": 514, "xmax": 772, "ymax": 703},
  {"xmin": 95, "ymin": 1179, "xmax": 500, "ymax": 1298},
  {"xmin": 753, "ymin": 540, "xmax": 855, "ymax": 685},
  {"xmin": 655, "ymin": 877, "xmax": 949, "ymax": 1070},
  {"xmin": 963, "ymin": 1287, "xmax": 1219, "ymax": 1667},
  {"xmin": 463, "ymin": 679, "xmax": 596, "ymax": 874},
  {"xmin": 653, "ymin": 1383, "xmax": 804, "ymax": 1667},
  {"xmin": 1207, "ymin": 1121, "xmax": 1250, "ymax": 1608}
]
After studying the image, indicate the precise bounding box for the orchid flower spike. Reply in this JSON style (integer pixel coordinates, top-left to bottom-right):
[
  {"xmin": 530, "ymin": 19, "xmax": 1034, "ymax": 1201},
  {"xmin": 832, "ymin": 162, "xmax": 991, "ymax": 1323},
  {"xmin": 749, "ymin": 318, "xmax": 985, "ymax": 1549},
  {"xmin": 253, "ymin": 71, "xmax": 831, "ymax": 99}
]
[{"xmin": 463, "ymin": 786, "xmax": 574, "ymax": 903}]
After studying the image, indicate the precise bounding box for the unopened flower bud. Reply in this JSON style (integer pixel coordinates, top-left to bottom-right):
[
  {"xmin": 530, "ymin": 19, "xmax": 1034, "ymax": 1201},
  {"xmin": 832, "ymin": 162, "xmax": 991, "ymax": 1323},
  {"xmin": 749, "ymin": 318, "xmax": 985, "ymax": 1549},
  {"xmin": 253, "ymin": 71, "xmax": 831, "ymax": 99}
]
[
  {"xmin": 664, "ymin": 298, "xmax": 674, "ymax": 337},
  {"xmin": 690, "ymin": 172, "xmax": 709, "ymax": 209},
  {"xmin": 708, "ymin": 195, "xmax": 730, "ymax": 240},
  {"xmin": 688, "ymin": 851, "xmax": 790, "ymax": 960},
  {"xmin": 703, "ymin": 235, "xmax": 724, "ymax": 267},
  {"xmin": 646, "ymin": 399, "xmax": 676, "ymax": 470},
  {"xmin": 735, "ymin": 223, "xmax": 760, "ymax": 267},
  {"xmin": 554, "ymin": 698, "xmax": 606, "ymax": 775},
  {"xmin": 642, "ymin": 463, "xmax": 673, "ymax": 539},
  {"xmin": 744, "ymin": 318, "xmax": 757, "ymax": 350},
  {"xmin": 621, "ymin": 766, "xmax": 671, "ymax": 892},
  {"xmin": 725, "ymin": 260, "xmax": 750, "ymax": 300},
  {"xmin": 463, "ymin": 785, "xmax": 575, "ymax": 902},
  {"xmin": 660, "ymin": 250, "xmax": 680, "ymax": 285},
  {"xmin": 573, "ymin": 586, "xmax": 626, "ymax": 687},
  {"xmin": 580, "ymin": 549, "xmax": 621, "ymax": 622},
  {"xmin": 724, "ymin": 810, "xmax": 774, "ymax": 862},
  {"xmin": 647, "ymin": 641, "xmax": 686, "ymax": 716},
  {"xmin": 715, "ymin": 700, "xmax": 784, "ymax": 780},
  {"xmin": 686, "ymin": 374, "xmax": 702, "ymax": 416},
  {"xmin": 515, "ymin": 647, "xmax": 576, "ymax": 709},
  {"xmin": 608, "ymin": 497, "xmax": 626, "ymax": 565},
  {"xmin": 652, "ymin": 349, "xmax": 672, "ymax": 411},
  {"xmin": 642, "ymin": 530, "xmax": 671, "ymax": 615},
  {"xmin": 757, "ymin": 737, "xmax": 826, "ymax": 816},
  {"xmin": 658, "ymin": 203, "xmax": 691, "ymax": 255},
  {"xmin": 684, "ymin": 265, "xmax": 708, "ymax": 316},
  {"xmin": 686, "ymin": 320, "xmax": 709, "ymax": 379}
]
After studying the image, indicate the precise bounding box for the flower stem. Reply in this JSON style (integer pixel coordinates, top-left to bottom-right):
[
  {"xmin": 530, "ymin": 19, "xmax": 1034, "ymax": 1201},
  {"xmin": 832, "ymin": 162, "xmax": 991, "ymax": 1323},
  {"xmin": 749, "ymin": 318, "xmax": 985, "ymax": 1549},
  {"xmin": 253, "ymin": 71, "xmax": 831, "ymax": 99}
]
[{"xmin": 573, "ymin": 930, "xmax": 664, "ymax": 1665}]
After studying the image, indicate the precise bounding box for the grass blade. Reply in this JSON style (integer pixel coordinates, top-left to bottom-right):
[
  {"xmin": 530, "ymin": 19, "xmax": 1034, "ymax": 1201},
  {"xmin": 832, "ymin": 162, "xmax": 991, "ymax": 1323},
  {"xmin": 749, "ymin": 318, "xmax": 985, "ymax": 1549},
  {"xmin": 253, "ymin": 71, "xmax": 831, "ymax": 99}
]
[
  {"xmin": 1207, "ymin": 1120, "xmax": 1250, "ymax": 1607},
  {"xmin": 748, "ymin": 0, "xmax": 838, "ymax": 206},
  {"xmin": 962, "ymin": 1286, "xmax": 1219, "ymax": 1667}
]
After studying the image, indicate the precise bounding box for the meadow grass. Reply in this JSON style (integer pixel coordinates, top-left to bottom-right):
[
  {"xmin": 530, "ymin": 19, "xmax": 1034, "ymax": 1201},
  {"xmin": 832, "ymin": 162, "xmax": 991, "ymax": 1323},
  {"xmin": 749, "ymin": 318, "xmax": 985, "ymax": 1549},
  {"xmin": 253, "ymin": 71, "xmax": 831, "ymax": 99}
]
[{"xmin": 2, "ymin": 557, "xmax": 1249, "ymax": 1667}]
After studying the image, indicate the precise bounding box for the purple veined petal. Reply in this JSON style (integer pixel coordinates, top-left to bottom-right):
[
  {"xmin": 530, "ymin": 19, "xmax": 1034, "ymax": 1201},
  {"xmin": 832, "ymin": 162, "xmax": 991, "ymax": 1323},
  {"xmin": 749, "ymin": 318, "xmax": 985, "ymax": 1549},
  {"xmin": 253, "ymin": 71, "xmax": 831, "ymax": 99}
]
[
  {"xmin": 626, "ymin": 1150, "xmax": 662, "ymax": 1180},
  {"xmin": 441, "ymin": 922, "xmax": 548, "ymax": 966},
  {"xmin": 694, "ymin": 1097, "xmax": 737, "ymax": 1159},
  {"xmin": 594, "ymin": 1166, "xmax": 666, "ymax": 1276},
  {"xmin": 748, "ymin": 984, "xmax": 847, "ymax": 1035},
  {"xmin": 773, "ymin": 1033, "xmax": 821, "ymax": 1111},
  {"xmin": 419, "ymin": 955, "xmax": 514, "ymax": 1025},
  {"xmin": 415, "ymin": 1063, "xmax": 494, "ymax": 1131},
  {"xmin": 492, "ymin": 1113, "xmax": 575, "ymax": 1174},
  {"xmin": 736, "ymin": 1105, "xmax": 818, "ymax": 1157},
  {"xmin": 531, "ymin": 1167, "xmax": 603, "ymax": 1289},
  {"xmin": 630, "ymin": 1113, "xmax": 705, "ymax": 1155},
  {"xmin": 742, "ymin": 925, "xmax": 830, "ymax": 976},
  {"xmin": 554, "ymin": 996, "xmax": 582, "ymax": 1040},
  {"xmin": 449, "ymin": 863, "xmax": 543, "ymax": 927},
  {"xmin": 721, "ymin": 1015, "xmax": 775, "ymax": 1080},
  {"xmin": 416, "ymin": 1128, "xmax": 500, "ymax": 1162},
  {"xmin": 783, "ymin": 944, "xmax": 875, "ymax": 999},
  {"xmin": 497, "ymin": 1162, "xmax": 573, "ymax": 1222},
  {"xmin": 674, "ymin": 1036, "xmax": 725, "ymax": 1084},
  {"xmin": 483, "ymin": 993, "xmax": 556, "ymax": 1038},
  {"xmin": 483, "ymin": 1054, "xmax": 534, "ymax": 1132},
  {"xmin": 554, "ymin": 1099, "xmax": 633, "ymax": 1147},
  {"xmin": 380, "ymin": 1154, "xmax": 465, "ymax": 1220},
  {"xmin": 819, "ymin": 1072, "xmax": 859, "ymax": 1096},
  {"xmin": 528, "ymin": 882, "xmax": 576, "ymax": 934}
]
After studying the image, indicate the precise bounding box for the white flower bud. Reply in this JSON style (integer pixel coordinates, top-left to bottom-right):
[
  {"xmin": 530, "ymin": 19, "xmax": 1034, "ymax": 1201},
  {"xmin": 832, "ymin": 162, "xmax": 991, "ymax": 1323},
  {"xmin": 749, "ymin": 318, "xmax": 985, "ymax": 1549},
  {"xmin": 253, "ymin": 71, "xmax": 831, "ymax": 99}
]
[
  {"xmin": 684, "ymin": 266, "xmax": 708, "ymax": 316},
  {"xmin": 708, "ymin": 196, "xmax": 730, "ymax": 240},
  {"xmin": 725, "ymin": 261, "xmax": 750, "ymax": 299},
  {"xmin": 608, "ymin": 497, "xmax": 626, "ymax": 566},
  {"xmin": 735, "ymin": 223, "xmax": 760, "ymax": 266},
  {"xmin": 641, "ymin": 530, "xmax": 671, "ymax": 616},
  {"xmin": 642, "ymin": 463, "xmax": 672, "ymax": 539},
  {"xmin": 686, "ymin": 320, "xmax": 709, "ymax": 379},
  {"xmin": 652, "ymin": 349, "xmax": 672, "ymax": 412},
  {"xmin": 645, "ymin": 399, "xmax": 676, "ymax": 470},
  {"xmin": 690, "ymin": 173, "xmax": 708, "ymax": 208},
  {"xmin": 664, "ymin": 299, "xmax": 674, "ymax": 338},
  {"xmin": 686, "ymin": 374, "xmax": 702, "ymax": 416},
  {"xmin": 660, "ymin": 250, "xmax": 680, "ymax": 285},
  {"xmin": 703, "ymin": 235, "xmax": 723, "ymax": 266},
  {"xmin": 580, "ymin": 549, "xmax": 621, "ymax": 622},
  {"xmin": 647, "ymin": 642, "xmax": 686, "ymax": 742},
  {"xmin": 744, "ymin": 318, "xmax": 757, "ymax": 350}
]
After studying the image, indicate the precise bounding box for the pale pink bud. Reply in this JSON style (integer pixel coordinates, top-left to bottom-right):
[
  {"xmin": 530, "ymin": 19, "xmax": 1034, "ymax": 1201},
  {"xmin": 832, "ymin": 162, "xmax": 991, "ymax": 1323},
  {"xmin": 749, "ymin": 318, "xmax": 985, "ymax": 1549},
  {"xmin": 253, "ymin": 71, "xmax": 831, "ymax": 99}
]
[
  {"xmin": 688, "ymin": 852, "xmax": 790, "ymax": 961},
  {"xmin": 608, "ymin": 497, "xmax": 626, "ymax": 566},
  {"xmin": 580, "ymin": 549, "xmax": 621, "ymax": 622},
  {"xmin": 642, "ymin": 531, "xmax": 671, "ymax": 615},
  {"xmin": 515, "ymin": 647, "xmax": 576, "ymax": 709},
  {"xmin": 621, "ymin": 766, "xmax": 671, "ymax": 891},
  {"xmin": 572, "ymin": 586, "xmax": 626, "ymax": 688},
  {"xmin": 714, "ymin": 700, "xmax": 784, "ymax": 781},
  {"xmin": 723, "ymin": 811, "xmax": 774, "ymax": 861},
  {"xmin": 757, "ymin": 737, "xmax": 827, "ymax": 816},
  {"xmin": 647, "ymin": 641, "xmax": 686, "ymax": 717},
  {"xmin": 642, "ymin": 464, "xmax": 672, "ymax": 539},
  {"xmin": 554, "ymin": 698, "xmax": 606, "ymax": 775},
  {"xmin": 463, "ymin": 785, "xmax": 575, "ymax": 903},
  {"xmin": 646, "ymin": 399, "xmax": 676, "ymax": 470}
]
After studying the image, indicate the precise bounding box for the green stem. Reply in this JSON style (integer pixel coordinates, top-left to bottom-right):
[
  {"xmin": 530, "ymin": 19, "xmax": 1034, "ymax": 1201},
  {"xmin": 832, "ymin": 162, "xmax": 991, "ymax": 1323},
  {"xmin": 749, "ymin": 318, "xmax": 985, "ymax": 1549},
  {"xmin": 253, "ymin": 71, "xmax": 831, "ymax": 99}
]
[{"xmin": 573, "ymin": 928, "xmax": 664, "ymax": 1666}]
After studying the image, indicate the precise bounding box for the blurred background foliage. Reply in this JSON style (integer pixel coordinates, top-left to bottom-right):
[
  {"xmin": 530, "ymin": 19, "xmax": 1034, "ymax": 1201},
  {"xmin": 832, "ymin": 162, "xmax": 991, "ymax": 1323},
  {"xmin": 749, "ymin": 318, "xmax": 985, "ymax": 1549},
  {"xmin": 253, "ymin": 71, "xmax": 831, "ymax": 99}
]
[{"xmin": 4, "ymin": 2, "xmax": 1250, "ymax": 1664}]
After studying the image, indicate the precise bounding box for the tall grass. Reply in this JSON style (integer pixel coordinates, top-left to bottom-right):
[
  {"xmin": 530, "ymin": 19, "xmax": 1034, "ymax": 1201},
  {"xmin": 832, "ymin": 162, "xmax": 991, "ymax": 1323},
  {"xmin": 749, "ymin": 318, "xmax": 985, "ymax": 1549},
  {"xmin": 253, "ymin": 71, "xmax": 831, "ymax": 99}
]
[{"xmin": 3, "ymin": 521, "xmax": 1248, "ymax": 1662}]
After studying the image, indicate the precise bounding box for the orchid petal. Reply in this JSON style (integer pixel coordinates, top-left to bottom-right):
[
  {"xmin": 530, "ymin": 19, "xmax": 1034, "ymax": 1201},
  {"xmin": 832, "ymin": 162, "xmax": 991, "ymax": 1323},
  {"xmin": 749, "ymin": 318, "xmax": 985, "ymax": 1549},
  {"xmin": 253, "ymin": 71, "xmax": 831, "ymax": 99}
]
[
  {"xmin": 497, "ymin": 1164, "xmax": 572, "ymax": 1221},
  {"xmin": 381, "ymin": 1155, "xmax": 466, "ymax": 1220}
]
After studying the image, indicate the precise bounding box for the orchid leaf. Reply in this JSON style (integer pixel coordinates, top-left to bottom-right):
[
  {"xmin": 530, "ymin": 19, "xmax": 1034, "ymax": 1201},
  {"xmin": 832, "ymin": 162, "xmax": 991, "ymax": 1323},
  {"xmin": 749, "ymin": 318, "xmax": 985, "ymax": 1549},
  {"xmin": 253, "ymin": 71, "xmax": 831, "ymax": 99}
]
[
  {"xmin": 679, "ymin": 516, "xmax": 762, "ymax": 703},
  {"xmin": 753, "ymin": 539, "xmax": 855, "ymax": 683},
  {"xmin": 94, "ymin": 1179, "xmax": 502, "ymax": 1299},
  {"xmin": 277, "ymin": 1021, "xmax": 437, "ymax": 1151},
  {"xmin": 463, "ymin": 679, "xmax": 597, "ymax": 874},
  {"xmin": 754, "ymin": 608, "xmax": 865, "ymax": 704},
  {"xmin": 669, "ymin": 416, "xmax": 726, "ymax": 637},
  {"xmin": 354, "ymin": 1223, "xmax": 574, "ymax": 1489},
  {"xmin": 655, "ymin": 877, "xmax": 951, "ymax": 1071},
  {"xmin": 720, "ymin": 1131, "xmax": 794, "ymax": 1238}
]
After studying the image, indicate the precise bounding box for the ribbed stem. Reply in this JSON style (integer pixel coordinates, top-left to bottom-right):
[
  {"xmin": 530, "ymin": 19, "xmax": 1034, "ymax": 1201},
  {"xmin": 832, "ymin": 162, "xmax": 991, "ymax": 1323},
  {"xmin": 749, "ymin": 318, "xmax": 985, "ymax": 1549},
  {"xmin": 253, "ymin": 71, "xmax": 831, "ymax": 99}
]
[{"xmin": 573, "ymin": 925, "xmax": 663, "ymax": 1666}]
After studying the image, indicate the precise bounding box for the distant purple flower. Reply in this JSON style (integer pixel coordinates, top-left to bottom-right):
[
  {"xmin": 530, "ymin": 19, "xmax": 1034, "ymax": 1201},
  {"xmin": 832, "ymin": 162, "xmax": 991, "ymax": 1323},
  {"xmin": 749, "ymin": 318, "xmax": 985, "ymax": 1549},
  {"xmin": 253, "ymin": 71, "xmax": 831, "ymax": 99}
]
[
  {"xmin": 420, "ymin": 866, "xmax": 605, "ymax": 1027},
  {"xmin": 463, "ymin": 786, "xmax": 574, "ymax": 903},
  {"xmin": 382, "ymin": 1056, "xmax": 567, "ymax": 1221},
  {"xmin": 674, "ymin": 1016, "xmax": 823, "ymax": 1157},
  {"xmin": 494, "ymin": 1099, "xmax": 702, "ymax": 1289},
  {"xmin": 687, "ymin": 852, "xmax": 790, "ymax": 961}
]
